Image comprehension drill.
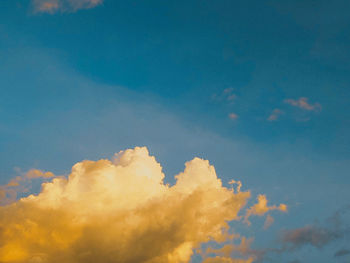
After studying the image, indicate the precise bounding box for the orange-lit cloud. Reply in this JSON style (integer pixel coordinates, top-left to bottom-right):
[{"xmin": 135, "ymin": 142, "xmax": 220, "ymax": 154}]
[
  {"xmin": 204, "ymin": 236, "xmax": 258, "ymax": 263},
  {"xmin": 267, "ymin": 109, "xmax": 284, "ymax": 121},
  {"xmin": 0, "ymin": 169, "xmax": 54, "ymax": 206},
  {"xmin": 284, "ymin": 97, "xmax": 322, "ymax": 112},
  {"xmin": 229, "ymin": 113, "xmax": 239, "ymax": 120},
  {"xmin": 0, "ymin": 147, "xmax": 285, "ymax": 263},
  {"xmin": 244, "ymin": 195, "xmax": 287, "ymax": 225},
  {"xmin": 202, "ymin": 257, "xmax": 254, "ymax": 263},
  {"xmin": 32, "ymin": 0, "xmax": 103, "ymax": 13}
]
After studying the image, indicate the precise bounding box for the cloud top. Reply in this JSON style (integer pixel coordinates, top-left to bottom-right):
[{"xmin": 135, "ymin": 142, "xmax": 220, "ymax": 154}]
[{"xmin": 0, "ymin": 147, "xmax": 261, "ymax": 262}]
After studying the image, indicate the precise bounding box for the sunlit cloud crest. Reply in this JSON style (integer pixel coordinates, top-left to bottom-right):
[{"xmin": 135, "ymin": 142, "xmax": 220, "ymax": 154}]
[{"xmin": 0, "ymin": 147, "xmax": 286, "ymax": 263}]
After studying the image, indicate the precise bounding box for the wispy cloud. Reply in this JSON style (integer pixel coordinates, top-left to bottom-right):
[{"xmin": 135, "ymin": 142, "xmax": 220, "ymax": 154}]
[
  {"xmin": 334, "ymin": 249, "xmax": 350, "ymax": 257},
  {"xmin": 284, "ymin": 97, "xmax": 322, "ymax": 112},
  {"xmin": 281, "ymin": 224, "xmax": 341, "ymax": 249},
  {"xmin": 244, "ymin": 194, "xmax": 287, "ymax": 225},
  {"xmin": 264, "ymin": 214, "xmax": 275, "ymax": 229},
  {"xmin": 267, "ymin": 108, "xmax": 284, "ymax": 121},
  {"xmin": 223, "ymin": 88, "xmax": 237, "ymax": 103},
  {"xmin": 241, "ymin": 206, "xmax": 350, "ymax": 262},
  {"xmin": 203, "ymin": 237, "xmax": 257, "ymax": 263},
  {"xmin": 229, "ymin": 113, "xmax": 239, "ymax": 120},
  {"xmin": 32, "ymin": 0, "xmax": 103, "ymax": 13},
  {"xmin": 0, "ymin": 169, "xmax": 54, "ymax": 206},
  {"xmin": 280, "ymin": 205, "xmax": 350, "ymax": 251},
  {"xmin": 212, "ymin": 88, "xmax": 237, "ymax": 104}
]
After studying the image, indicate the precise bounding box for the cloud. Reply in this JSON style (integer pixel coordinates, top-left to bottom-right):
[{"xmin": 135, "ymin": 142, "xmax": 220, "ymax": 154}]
[
  {"xmin": 284, "ymin": 97, "xmax": 322, "ymax": 112},
  {"xmin": 229, "ymin": 113, "xmax": 239, "ymax": 120},
  {"xmin": 202, "ymin": 256, "xmax": 254, "ymax": 263},
  {"xmin": 212, "ymin": 88, "xmax": 237, "ymax": 104},
  {"xmin": 244, "ymin": 195, "xmax": 287, "ymax": 225},
  {"xmin": 203, "ymin": 236, "xmax": 264, "ymax": 263},
  {"xmin": 280, "ymin": 206, "xmax": 350, "ymax": 251},
  {"xmin": 0, "ymin": 146, "xmax": 287, "ymax": 263},
  {"xmin": 334, "ymin": 249, "xmax": 350, "ymax": 257},
  {"xmin": 267, "ymin": 109, "xmax": 284, "ymax": 121},
  {"xmin": 263, "ymin": 215, "xmax": 274, "ymax": 230},
  {"xmin": 281, "ymin": 225, "xmax": 341, "ymax": 249},
  {"xmin": 223, "ymin": 88, "xmax": 237, "ymax": 103},
  {"xmin": 0, "ymin": 169, "xmax": 54, "ymax": 206},
  {"xmin": 32, "ymin": 0, "xmax": 103, "ymax": 13}
]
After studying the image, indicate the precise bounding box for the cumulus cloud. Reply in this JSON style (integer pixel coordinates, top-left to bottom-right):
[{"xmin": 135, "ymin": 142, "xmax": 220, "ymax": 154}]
[
  {"xmin": 32, "ymin": 0, "xmax": 103, "ymax": 13},
  {"xmin": 267, "ymin": 109, "xmax": 284, "ymax": 121},
  {"xmin": 0, "ymin": 147, "xmax": 287, "ymax": 263},
  {"xmin": 284, "ymin": 97, "xmax": 322, "ymax": 112}
]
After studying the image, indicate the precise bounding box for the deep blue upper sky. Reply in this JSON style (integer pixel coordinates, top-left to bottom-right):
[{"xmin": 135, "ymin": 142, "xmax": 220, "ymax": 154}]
[{"xmin": 0, "ymin": 0, "xmax": 350, "ymax": 262}]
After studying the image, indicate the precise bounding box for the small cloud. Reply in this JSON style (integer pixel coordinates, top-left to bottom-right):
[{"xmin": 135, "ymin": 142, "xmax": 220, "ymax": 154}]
[
  {"xmin": 244, "ymin": 195, "xmax": 287, "ymax": 225},
  {"xmin": 277, "ymin": 206, "xmax": 350, "ymax": 252},
  {"xmin": 227, "ymin": 94, "xmax": 236, "ymax": 102},
  {"xmin": 281, "ymin": 225, "xmax": 340, "ymax": 249},
  {"xmin": 334, "ymin": 249, "xmax": 350, "ymax": 257},
  {"xmin": 35, "ymin": 1, "xmax": 59, "ymax": 13},
  {"xmin": 212, "ymin": 88, "xmax": 237, "ymax": 104},
  {"xmin": 267, "ymin": 109, "xmax": 284, "ymax": 121},
  {"xmin": 223, "ymin": 87, "xmax": 234, "ymax": 94},
  {"xmin": 0, "ymin": 169, "xmax": 55, "ymax": 206},
  {"xmin": 284, "ymin": 97, "xmax": 322, "ymax": 112},
  {"xmin": 32, "ymin": 0, "xmax": 103, "ymax": 13},
  {"xmin": 264, "ymin": 214, "xmax": 274, "ymax": 229},
  {"xmin": 204, "ymin": 236, "xmax": 262, "ymax": 263},
  {"xmin": 229, "ymin": 113, "xmax": 239, "ymax": 120}
]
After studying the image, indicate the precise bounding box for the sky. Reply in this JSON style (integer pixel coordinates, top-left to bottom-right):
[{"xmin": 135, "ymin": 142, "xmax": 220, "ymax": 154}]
[{"xmin": 0, "ymin": 0, "xmax": 350, "ymax": 262}]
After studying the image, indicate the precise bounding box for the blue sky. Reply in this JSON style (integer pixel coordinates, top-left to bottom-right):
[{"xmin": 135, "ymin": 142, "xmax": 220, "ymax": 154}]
[{"xmin": 0, "ymin": 1, "xmax": 350, "ymax": 262}]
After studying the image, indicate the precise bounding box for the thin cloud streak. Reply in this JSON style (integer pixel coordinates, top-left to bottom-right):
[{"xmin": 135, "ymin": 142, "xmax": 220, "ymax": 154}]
[
  {"xmin": 334, "ymin": 249, "xmax": 350, "ymax": 257},
  {"xmin": 229, "ymin": 113, "xmax": 239, "ymax": 120},
  {"xmin": 279, "ymin": 205, "xmax": 350, "ymax": 251},
  {"xmin": 32, "ymin": 0, "xmax": 103, "ymax": 13},
  {"xmin": 284, "ymin": 97, "xmax": 322, "ymax": 112},
  {"xmin": 267, "ymin": 109, "xmax": 284, "ymax": 121}
]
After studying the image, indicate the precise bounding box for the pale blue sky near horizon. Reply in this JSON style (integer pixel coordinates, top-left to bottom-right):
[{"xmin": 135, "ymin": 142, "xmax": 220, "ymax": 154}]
[{"xmin": 0, "ymin": 1, "xmax": 350, "ymax": 262}]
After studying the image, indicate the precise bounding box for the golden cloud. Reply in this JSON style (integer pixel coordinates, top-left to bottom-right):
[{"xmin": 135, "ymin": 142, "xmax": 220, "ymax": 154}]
[
  {"xmin": 0, "ymin": 147, "xmax": 285, "ymax": 262},
  {"xmin": 244, "ymin": 195, "xmax": 287, "ymax": 225}
]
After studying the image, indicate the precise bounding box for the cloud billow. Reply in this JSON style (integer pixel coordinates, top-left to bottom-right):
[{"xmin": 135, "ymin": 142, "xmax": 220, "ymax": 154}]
[{"xmin": 0, "ymin": 147, "xmax": 286, "ymax": 263}]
